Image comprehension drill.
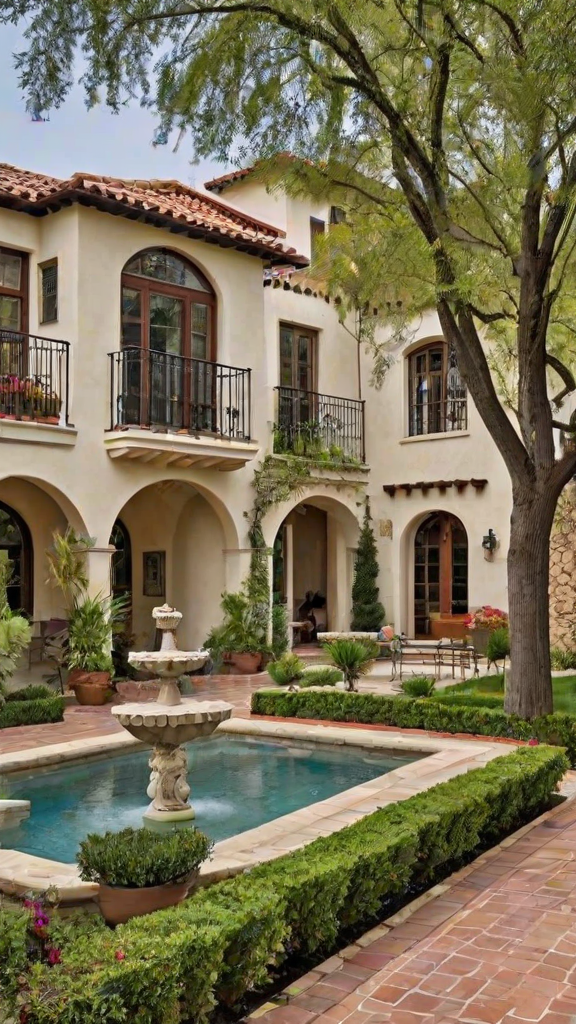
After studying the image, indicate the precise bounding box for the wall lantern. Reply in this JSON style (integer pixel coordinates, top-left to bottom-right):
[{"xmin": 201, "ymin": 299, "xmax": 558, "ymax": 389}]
[{"xmin": 482, "ymin": 528, "xmax": 498, "ymax": 560}]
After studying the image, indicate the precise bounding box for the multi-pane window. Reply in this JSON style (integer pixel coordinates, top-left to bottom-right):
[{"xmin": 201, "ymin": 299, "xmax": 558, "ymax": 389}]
[
  {"xmin": 408, "ymin": 342, "xmax": 467, "ymax": 436},
  {"xmin": 309, "ymin": 217, "xmax": 325, "ymax": 261},
  {"xmin": 414, "ymin": 513, "xmax": 468, "ymax": 636},
  {"xmin": 0, "ymin": 247, "xmax": 27, "ymax": 332},
  {"xmin": 40, "ymin": 261, "xmax": 58, "ymax": 323}
]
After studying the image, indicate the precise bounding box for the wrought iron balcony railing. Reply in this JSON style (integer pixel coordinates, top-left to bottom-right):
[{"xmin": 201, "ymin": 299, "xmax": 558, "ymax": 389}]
[
  {"xmin": 109, "ymin": 347, "xmax": 251, "ymax": 441},
  {"xmin": 0, "ymin": 330, "xmax": 70, "ymax": 425},
  {"xmin": 274, "ymin": 385, "xmax": 365, "ymax": 462}
]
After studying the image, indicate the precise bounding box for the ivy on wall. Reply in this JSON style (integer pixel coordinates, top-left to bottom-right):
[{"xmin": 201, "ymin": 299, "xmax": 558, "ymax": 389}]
[{"xmin": 244, "ymin": 454, "xmax": 367, "ymax": 636}]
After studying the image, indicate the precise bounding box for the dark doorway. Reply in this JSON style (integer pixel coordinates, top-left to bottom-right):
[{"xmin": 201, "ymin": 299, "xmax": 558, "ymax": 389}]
[
  {"xmin": 414, "ymin": 512, "xmax": 468, "ymax": 636},
  {"xmin": 0, "ymin": 500, "xmax": 33, "ymax": 615}
]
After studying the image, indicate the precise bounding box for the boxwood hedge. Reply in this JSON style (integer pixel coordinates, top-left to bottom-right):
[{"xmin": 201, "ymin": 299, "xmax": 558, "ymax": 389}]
[
  {"xmin": 2, "ymin": 744, "xmax": 566, "ymax": 1024},
  {"xmin": 0, "ymin": 695, "xmax": 65, "ymax": 729},
  {"xmin": 251, "ymin": 688, "xmax": 576, "ymax": 766}
]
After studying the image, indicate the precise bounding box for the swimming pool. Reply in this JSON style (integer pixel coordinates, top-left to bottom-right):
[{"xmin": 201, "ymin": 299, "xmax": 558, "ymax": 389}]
[{"xmin": 0, "ymin": 735, "xmax": 421, "ymax": 864}]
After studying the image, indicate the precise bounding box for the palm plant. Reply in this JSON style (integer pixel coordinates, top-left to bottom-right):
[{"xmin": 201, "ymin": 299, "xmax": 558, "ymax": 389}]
[
  {"xmin": 0, "ymin": 561, "xmax": 32, "ymax": 697},
  {"xmin": 205, "ymin": 590, "xmax": 267, "ymax": 661},
  {"xmin": 323, "ymin": 638, "xmax": 379, "ymax": 692},
  {"xmin": 46, "ymin": 528, "xmax": 94, "ymax": 598},
  {"xmin": 67, "ymin": 593, "xmax": 128, "ymax": 674},
  {"xmin": 267, "ymin": 652, "xmax": 306, "ymax": 690}
]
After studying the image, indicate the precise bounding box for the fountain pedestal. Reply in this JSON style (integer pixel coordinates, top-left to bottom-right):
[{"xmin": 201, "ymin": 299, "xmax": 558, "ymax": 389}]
[{"xmin": 111, "ymin": 604, "xmax": 233, "ymax": 822}]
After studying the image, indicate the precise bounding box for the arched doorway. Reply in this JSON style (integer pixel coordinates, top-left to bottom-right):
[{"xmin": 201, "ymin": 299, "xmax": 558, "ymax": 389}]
[
  {"xmin": 120, "ymin": 247, "xmax": 217, "ymax": 431},
  {"xmin": 0, "ymin": 500, "xmax": 33, "ymax": 615},
  {"xmin": 414, "ymin": 512, "xmax": 468, "ymax": 638},
  {"xmin": 110, "ymin": 519, "xmax": 132, "ymax": 604}
]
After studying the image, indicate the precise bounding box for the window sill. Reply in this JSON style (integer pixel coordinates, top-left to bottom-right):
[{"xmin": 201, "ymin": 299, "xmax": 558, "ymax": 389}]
[{"xmin": 399, "ymin": 430, "xmax": 470, "ymax": 445}]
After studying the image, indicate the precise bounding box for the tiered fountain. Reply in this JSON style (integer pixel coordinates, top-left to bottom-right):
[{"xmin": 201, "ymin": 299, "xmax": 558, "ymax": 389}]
[{"xmin": 111, "ymin": 604, "xmax": 232, "ymax": 822}]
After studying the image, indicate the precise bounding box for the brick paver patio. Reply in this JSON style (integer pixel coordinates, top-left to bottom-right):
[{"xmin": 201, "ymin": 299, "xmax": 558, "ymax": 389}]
[{"xmin": 247, "ymin": 797, "xmax": 576, "ymax": 1024}]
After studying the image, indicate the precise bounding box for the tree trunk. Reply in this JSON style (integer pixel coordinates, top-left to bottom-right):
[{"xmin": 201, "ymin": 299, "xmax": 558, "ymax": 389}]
[{"xmin": 505, "ymin": 490, "xmax": 557, "ymax": 719}]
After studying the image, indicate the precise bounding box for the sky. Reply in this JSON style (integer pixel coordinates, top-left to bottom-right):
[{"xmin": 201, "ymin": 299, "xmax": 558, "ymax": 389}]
[{"xmin": 0, "ymin": 24, "xmax": 224, "ymax": 190}]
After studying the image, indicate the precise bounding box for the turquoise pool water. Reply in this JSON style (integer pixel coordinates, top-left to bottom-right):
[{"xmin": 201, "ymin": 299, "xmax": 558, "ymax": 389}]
[{"xmin": 0, "ymin": 736, "xmax": 420, "ymax": 864}]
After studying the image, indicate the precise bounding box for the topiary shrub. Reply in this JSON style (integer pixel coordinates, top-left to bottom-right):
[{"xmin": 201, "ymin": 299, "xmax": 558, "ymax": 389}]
[
  {"xmin": 271, "ymin": 602, "xmax": 289, "ymax": 659},
  {"xmin": 351, "ymin": 504, "xmax": 385, "ymax": 631},
  {"xmin": 77, "ymin": 827, "xmax": 213, "ymax": 888}
]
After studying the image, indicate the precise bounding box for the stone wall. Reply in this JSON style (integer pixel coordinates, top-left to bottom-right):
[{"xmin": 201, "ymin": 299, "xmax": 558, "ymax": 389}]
[{"xmin": 550, "ymin": 486, "xmax": 576, "ymax": 650}]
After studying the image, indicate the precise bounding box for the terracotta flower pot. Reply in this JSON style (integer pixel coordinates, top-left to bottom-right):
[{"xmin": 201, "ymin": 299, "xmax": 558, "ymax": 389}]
[
  {"xmin": 97, "ymin": 871, "xmax": 199, "ymax": 926},
  {"xmin": 230, "ymin": 652, "xmax": 262, "ymax": 674},
  {"xmin": 69, "ymin": 669, "xmax": 111, "ymax": 687},
  {"xmin": 72, "ymin": 681, "xmax": 110, "ymax": 706}
]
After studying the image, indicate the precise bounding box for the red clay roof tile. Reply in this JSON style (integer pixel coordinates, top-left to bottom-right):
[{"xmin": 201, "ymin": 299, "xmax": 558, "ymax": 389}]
[{"xmin": 0, "ymin": 164, "xmax": 307, "ymax": 266}]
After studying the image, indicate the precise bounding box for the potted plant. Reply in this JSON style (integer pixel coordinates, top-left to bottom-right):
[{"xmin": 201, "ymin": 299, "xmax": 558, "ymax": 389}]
[
  {"xmin": 465, "ymin": 606, "xmax": 509, "ymax": 656},
  {"xmin": 205, "ymin": 591, "xmax": 267, "ymax": 674},
  {"xmin": 47, "ymin": 529, "xmax": 128, "ymax": 704},
  {"xmin": 322, "ymin": 637, "xmax": 379, "ymax": 691},
  {"xmin": 77, "ymin": 826, "xmax": 213, "ymax": 926}
]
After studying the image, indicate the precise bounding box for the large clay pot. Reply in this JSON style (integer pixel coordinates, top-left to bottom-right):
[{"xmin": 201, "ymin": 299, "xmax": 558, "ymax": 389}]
[
  {"xmin": 230, "ymin": 652, "xmax": 262, "ymax": 674},
  {"xmin": 72, "ymin": 681, "xmax": 110, "ymax": 706},
  {"xmin": 97, "ymin": 871, "xmax": 199, "ymax": 926},
  {"xmin": 68, "ymin": 669, "xmax": 111, "ymax": 687},
  {"xmin": 471, "ymin": 628, "xmax": 490, "ymax": 656}
]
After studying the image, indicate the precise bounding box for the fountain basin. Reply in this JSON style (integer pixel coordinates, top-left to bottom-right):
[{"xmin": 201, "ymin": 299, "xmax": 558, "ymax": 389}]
[
  {"xmin": 128, "ymin": 650, "xmax": 209, "ymax": 678},
  {"xmin": 111, "ymin": 699, "xmax": 233, "ymax": 747}
]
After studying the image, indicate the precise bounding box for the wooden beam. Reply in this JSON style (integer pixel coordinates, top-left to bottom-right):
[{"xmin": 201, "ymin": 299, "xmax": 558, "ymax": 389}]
[{"xmin": 107, "ymin": 447, "xmax": 131, "ymax": 459}]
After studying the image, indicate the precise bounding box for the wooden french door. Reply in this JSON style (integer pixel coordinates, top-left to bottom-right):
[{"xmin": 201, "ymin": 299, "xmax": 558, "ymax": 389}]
[
  {"xmin": 120, "ymin": 249, "xmax": 216, "ymax": 430},
  {"xmin": 414, "ymin": 513, "xmax": 468, "ymax": 636},
  {"xmin": 278, "ymin": 324, "xmax": 317, "ymax": 439}
]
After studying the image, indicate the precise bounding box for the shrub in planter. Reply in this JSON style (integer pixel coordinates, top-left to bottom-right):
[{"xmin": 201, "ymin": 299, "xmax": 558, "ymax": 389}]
[
  {"xmin": 205, "ymin": 591, "xmax": 267, "ymax": 673},
  {"xmin": 77, "ymin": 826, "xmax": 213, "ymax": 925},
  {"xmin": 400, "ymin": 675, "xmax": 436, "ymax": 698},
  {"xmin": 0, "ymin": 696, "xmax": 65, "ymax": 729},
  {"xmin": 486, "ymin": 626, "xmax": 510, "ymax": 665}
]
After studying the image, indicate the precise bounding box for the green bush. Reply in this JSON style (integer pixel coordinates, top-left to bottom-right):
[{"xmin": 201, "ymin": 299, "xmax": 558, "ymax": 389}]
[
  {"xmin": 251, "ymin": 688, "xmax": 576, "ymax": 766},
  {"xmin": 77, "ymin": 827, "xmax": 213, "ymax": 888},
  {"xmin": 3, "ymin": 746, "xmax": 565, "ymax": 1024},
  {"xmin": 0, "ymin": 696, "xmax": 65, "ymax": 729},
  {"xmin": 323, "ymin": 637, "xmax": 379, "ymax": 691},
  {"xmin": 551, "ymin": 646, "xmax": 576, "ymax": 670},
  {"xmin": 486, "ymin": 627, "xmax": 510, "ymax": 663},
  {"xmin": 351, "ymin": 505, "xmax": 385, "ymax": 631},
  {"xmin": 266, "ymin": 652, "xmax": 306, "ymax": 688},
  {"xmin": 271, "ymin": 603, "xmax": 289, "ymax": 659},
  {"xmin": 431, "ymin": 692, "xmax": 506, "ymax": 709},
  {"xmin": 400, "ymin": 675, "xmax": 436, "ymax": 698},
  {"xmin": 6, "ymin": 684, "xmax": 54, "ymax": 702},
  {"xmin": 299, "ymin": 666, "xmax": 343, "ymax": 687}
]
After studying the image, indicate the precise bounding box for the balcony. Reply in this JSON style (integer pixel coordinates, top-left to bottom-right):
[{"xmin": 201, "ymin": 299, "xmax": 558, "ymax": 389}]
[
  {"xmin": 274, "ymin": 385, "xmax": 365, "ymax": 464},
  {"xmin": 0, "ymin": 330, "xmax": 75, "ymax": 446},
  {"xmin": 106, "ymin": 347, "xmax": 258, "ymax": 471}
]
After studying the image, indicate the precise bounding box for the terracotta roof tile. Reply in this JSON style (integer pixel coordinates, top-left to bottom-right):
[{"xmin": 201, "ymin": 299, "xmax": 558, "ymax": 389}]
[{"xmin": 0, "ymin": 164, "xmax": 307, "ymax": 266}]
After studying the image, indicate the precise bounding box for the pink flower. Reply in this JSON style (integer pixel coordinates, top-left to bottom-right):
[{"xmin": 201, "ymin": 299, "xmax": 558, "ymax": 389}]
[
  {"xmin": 47, "ymin": 947, "xmax": 62, "ymax": 965},
  {"xmin": 528, "ymin": 738, "xmax": 539, "ymax": 746},
  {"xmin": 114, "ymin": 950, "xmax": 126, "ymax": 961}
]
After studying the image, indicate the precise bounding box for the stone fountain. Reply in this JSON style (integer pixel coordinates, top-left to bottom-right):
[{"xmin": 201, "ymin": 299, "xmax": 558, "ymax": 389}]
[{"xmin": 111, "ymin": 604, "xmax": 232, "ymax": 822}]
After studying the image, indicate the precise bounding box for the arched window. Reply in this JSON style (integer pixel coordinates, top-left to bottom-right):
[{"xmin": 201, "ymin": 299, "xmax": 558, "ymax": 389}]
[
  {"xmin": 110, "ymin": 519, "xmax": 132, "ymax": 603},
  {"xmin": 0, "ymin": 500, "xmax": 33, "ymax": 615},
  {"xmin": 414, "ymin": 512, "xmax": 468, "ymax": 636},
  {"xmin": 121, "ymin": 248, "xmax": 215, "ymax": 360},
  {"xmin": 119, "ymin": 249, "xmax": 217, "ymax": 431},
  {"xmin": 408, "ymin": 341, "xmax": 467, "ymax": 436}
]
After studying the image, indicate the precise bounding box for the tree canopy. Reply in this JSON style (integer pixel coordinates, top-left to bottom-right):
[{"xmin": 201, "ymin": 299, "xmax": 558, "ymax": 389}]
[{"xmin": 4, "ymin": 0, "xmax": 576, "ymax": 716}]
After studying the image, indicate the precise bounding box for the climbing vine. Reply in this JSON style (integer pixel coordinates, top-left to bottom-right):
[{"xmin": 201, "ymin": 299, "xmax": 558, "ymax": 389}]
[{"xmin": 244, "ymin": 453, "xmax": 367, "ymax": 635}]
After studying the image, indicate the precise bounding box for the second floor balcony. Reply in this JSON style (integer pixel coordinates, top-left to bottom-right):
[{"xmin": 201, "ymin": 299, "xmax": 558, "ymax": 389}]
[
  {"xmin": 106, "ymin": 347, "xmax": 258, "ymax": 471},
  {"xmin": 0, "ymin": 330, "xmax": 72, "ymax": 440},
  {"xmin": 274, "ymin": 385, "xmax": 365, "ymax": 464}
]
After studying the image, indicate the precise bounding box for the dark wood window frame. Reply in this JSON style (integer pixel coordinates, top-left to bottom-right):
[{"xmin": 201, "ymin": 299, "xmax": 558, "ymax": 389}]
[
  {"xmin": 309, "ymin": 217, "xmax": 326, "ymax": 261},
  {"xmin": 121, "ymin": 248, "xmax": 217, "ymax": 361},
  {"xmin": 414, "ymin": 512, "xmax": 468, "ymax": 635},
  {"xmin": 408, "ymin": 340, "xmax": 467, "ymax": 437},
  {"xmin": 0, "ymin": 245, "xmax": 29, "ymax": 333},
  {"xmin": 279, "ymin": 322, "xmax": 318, "ymax": 392},
  {"xmin": 39, "ymin": 259, "xmax": 58, "ymax": 324}
]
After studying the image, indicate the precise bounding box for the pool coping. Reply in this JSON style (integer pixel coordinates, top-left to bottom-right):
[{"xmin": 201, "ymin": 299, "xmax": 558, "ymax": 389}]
[{"xmin": 0, "ymin": 718, "xmax": 523, "ymax": 903}]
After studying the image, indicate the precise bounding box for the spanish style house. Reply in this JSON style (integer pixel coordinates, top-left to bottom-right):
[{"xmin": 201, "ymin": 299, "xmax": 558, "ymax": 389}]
[{"xmin": 0, "ymin": 161, "xmax": 513, "ymax": 649}]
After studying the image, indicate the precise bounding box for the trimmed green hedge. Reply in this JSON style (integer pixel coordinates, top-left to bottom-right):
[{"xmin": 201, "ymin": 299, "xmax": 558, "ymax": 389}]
[
  {"xmin": 251, "ymin": 688, "xmax": 576, "ymax": 766},
  {"xmin": 0, "ymin": 696, "xmax": 65, "ymax": 729},
  {"xmin": 431, "ymin": 692, "xmax": 506, "ymax": 709},
  {"xmin": 2, "ymin": 745, "xmax": 566, "ymax": 1024}
]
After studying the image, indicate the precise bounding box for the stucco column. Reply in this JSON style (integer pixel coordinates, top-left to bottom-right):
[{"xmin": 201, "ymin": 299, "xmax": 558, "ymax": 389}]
[
  {"xmin": 284, "ymin": 523, "xmax": 294, "ymax": 622},
  {"xmin": 326, "ymin": 519, "xmax": 351, "ymax": 631},
  {"xmin": 86, "ymin": 545, "xmax": 115, "ymax": 601}
]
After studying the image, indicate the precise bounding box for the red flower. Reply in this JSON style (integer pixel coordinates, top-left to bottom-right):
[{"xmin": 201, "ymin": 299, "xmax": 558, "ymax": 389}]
[
  {"xmin": 114, "ymin": 950, "xmax": 126, "ymax": 961},
  {"xmin": 47, "ymin": 947, "xmax": 62, "ymax": 965},
  {"xmin": 528, "ymin": 737, "xmax": 539, "ymax": 746}
]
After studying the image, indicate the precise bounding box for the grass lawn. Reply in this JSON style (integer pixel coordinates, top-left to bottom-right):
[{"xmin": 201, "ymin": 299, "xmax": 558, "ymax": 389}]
[{"xmin": 445, "ymin": 673, "xmax": 576, "ymax": 714}]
